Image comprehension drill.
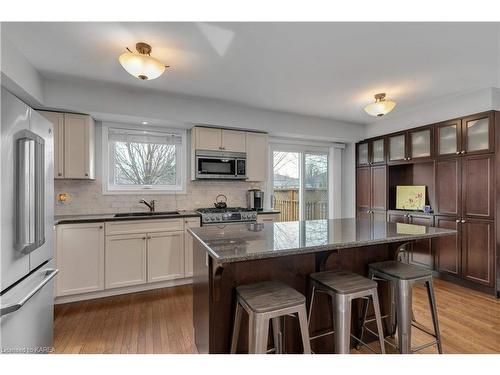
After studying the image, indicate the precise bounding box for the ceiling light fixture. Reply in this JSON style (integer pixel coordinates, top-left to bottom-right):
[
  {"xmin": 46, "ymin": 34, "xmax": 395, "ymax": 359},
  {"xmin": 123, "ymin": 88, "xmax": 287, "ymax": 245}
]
[
  {"xmin": 119, "ymin": 42, "xmax": 169, "ymax": 81},
  {"xmin": 141, "ymin": 121, "xmax": 148, "ymax": 125},
  {"xmin": 364, "ymin": 93, "xmax": 396, "ymax": 117}
]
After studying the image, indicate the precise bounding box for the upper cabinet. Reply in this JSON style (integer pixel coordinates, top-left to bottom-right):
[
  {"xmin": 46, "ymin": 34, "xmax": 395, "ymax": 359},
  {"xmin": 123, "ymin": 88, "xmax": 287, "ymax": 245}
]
[
  {"xmin": 39, "ymin": 111, "xmax": 95, "ymax": 179},
  {"xmin": 461, "ymin": 112, "xmax": 495, "ymax": 155},
  {"xmin": 436, "ymin": 113, "xmax": 494, "ymax": 158},
  {"xmin": 246, "ymin": 132, "xmax": 268, "ymax": 181},
  {"xmin": 356, "ymin": 137, "xmax": 386, "ymax": 167},
  {"xmin": 192, "ymin": 126, "xmax": 246, "ymax": 152},
  {"xmin": 387, "ymin": 126, "xmax": 434, "ymax": 163}
]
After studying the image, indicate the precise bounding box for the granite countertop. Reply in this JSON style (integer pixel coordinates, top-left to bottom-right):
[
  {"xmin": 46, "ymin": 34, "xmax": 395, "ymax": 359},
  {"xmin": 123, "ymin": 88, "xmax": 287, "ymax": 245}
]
[
  {"xmin": 188, "ymin": 218, "xmax": 457, "ymax": 263},
  {"xmin": 54, "ymin": 210, "xmax": 200, "ymax": 225}
]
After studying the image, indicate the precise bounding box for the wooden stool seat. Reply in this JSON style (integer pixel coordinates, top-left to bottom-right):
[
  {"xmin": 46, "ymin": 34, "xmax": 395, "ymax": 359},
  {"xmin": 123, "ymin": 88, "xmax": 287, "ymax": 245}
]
[
  {"xmin": 369, "ymin": 260, "xmax": 432, "ymax": 280},
  {"xmin": 310, "ymin": 270, "xmax": 378, "ymax": 294},
  {"xmin": 236, "ymin": 281, "xmax": 305, "ymax": 313}
]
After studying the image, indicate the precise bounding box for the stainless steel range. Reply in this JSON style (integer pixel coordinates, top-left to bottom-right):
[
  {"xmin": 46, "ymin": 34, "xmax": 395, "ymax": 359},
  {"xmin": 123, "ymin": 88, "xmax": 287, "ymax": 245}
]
[{"xmin": 196, "ymin": 207, "xmax": 257, "ymax": 225}]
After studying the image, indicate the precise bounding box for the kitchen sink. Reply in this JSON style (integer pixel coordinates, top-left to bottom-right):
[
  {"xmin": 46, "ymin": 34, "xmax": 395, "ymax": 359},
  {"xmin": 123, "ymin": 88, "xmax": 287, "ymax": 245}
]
[{"xmin": 114, "ymin": 211, "xmax": 180, "ymax": 218}]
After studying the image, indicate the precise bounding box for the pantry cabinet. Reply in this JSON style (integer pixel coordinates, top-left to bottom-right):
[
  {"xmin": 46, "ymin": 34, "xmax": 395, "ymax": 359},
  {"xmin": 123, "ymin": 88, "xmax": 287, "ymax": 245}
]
[
  {"xmin": 55, "ymin": 223, "xmax": 104, "ymax": 296},
  {"xmin": 39, "ymin": 111, "xmax": 95, "ymax": 179}
]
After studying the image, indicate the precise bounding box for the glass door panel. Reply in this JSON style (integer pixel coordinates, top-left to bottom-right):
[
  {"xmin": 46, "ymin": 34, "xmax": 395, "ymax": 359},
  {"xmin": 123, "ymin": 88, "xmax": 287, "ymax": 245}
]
[
  {"xmin": 389, "ymin": 134, "xmax": 406, "ymax": 161},
  {"xmin": 438, "ymin": 124, "xmax": 458, "ymax": 155},
  {"xmin": 410, "ymin": 129, "xmax": 431, "ymax": 159},
  {"xmin": 465, "ymin": 118, "xmax": 490, "ymax": 153},
  {"xmin": 304, "ymin": 153, "xmax": 328, "ymax": 220},
  {"xmin": 273, "ymin": 151, "xmax": 300, "ymax": 222},
  {"xmin": 357, "ymin": 142, "xmax": 369, "ymax": 166},
  {"xmin": 371, "ymin": 138, "xmax": 385, "ymax": 164}
]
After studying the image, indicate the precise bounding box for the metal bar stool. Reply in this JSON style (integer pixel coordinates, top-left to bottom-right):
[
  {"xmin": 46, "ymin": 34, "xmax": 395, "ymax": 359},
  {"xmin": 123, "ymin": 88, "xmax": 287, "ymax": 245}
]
[
  {"xmin": 307, "ymin": 270, "xmax": 386, "ymax": 354},
  {"xmin": 360, "ymin": 260, "xmax": 443, "ymax": 354},
  {"xmin": 230, "ymin": 281, "xmax": 311, "ymax": 354}
]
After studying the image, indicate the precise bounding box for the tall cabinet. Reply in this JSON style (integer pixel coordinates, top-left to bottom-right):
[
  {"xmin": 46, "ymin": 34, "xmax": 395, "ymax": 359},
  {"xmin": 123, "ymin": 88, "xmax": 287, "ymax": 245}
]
[{"xmin": 356, "ymin": 111, "xmax": 498, "ymax": 295}]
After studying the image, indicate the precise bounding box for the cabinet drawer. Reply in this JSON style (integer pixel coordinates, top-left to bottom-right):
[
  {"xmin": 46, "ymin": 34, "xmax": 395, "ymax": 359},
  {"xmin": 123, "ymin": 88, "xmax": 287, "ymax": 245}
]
[{"xmin": 105, "ymin": 219, "xmax": 183, "ymax": 235}]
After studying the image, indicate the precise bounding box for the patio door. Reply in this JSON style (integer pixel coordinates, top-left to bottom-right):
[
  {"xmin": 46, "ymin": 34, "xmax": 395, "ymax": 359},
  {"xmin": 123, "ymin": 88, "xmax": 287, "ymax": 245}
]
[{"xmin": 270, "ymin": 144, "xmax": 329, "ymax": 222}]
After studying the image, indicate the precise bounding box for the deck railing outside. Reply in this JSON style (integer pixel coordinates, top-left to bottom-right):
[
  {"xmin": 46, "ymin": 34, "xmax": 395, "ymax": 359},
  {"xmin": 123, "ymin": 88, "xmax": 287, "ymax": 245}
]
[{"xmin": 273, "ymin": 188, "xmax": 328, "ymax": 222}]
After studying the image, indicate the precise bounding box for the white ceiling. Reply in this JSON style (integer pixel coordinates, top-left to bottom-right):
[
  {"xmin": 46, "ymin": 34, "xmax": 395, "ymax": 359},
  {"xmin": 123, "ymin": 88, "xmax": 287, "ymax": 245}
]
[{"xmin": 3, "ymin": 22, "xmax": 499, "ymax": 124}]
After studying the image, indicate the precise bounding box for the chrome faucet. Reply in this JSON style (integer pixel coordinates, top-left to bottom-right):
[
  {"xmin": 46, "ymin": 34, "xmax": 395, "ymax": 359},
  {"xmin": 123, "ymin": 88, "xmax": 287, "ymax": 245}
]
[{"xmin": 140, "ymin": 199, "xmax": 156, "ymax": 212}]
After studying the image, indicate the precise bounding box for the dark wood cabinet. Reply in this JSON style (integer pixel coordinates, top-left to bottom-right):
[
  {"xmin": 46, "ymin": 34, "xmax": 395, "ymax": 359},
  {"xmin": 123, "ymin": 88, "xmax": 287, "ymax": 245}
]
[
  {"xmin": 461, "ymin": 219, "xmax": 495, "ymax": 287},
  {"xmin": 356, "ymin": 110, "xmax": 498, "ymax": 295},
  {"xmin": 370, "ymin": 165, "xmax": 387, "ymax": 211},
  {"xmin": 356, "ymin": 167, "xmax": 370, "ymax": 210},
  {"xmin": 461, "ymin": 112, "xmax": 495, "ymax": 156},
  {"xmin": 435, "ymin": 119, "xmax": 462, "ymax": 158},
  {"xmin": 357, "ymin": 138, "xmax": 386, "ymax": 167},
  {"xmin": 434, "ymin": 216, "xmax": 461, "ymax": 276},
  {"xmin": 461, "ymin": 154, "xmax": 495, "ymax": 220},
  {"xmin": 435, "ymin": 158, "xmax": 460, "ymax": 216}
]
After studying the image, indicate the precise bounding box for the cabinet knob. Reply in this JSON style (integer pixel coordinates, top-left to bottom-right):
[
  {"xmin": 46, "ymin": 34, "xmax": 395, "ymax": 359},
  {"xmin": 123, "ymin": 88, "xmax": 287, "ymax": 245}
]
[
  {"xmin": 460, "ymin": 150, "xmax": 466, "ymax": 154},
  {"xmin": 455, "ymin": 151, "xmax": 460, "ymax": 155},
  {"xmin": 455, "ymin": 219, "xmax": 460, "ymax": 223},
  {"xmin": 461, "ymin": 219, "xmax": 466, "ymax": 223},
  {"xmin": 99, "ymin": 226, "xmax": 103, "ymax": 229},
  {"xmin": 142, "ymin": 237, "xmax": 146, "ymax": 240},
  {"xmin": 58, "ymin": 172, "xmax": 62, "ymax": 176},
  {"xmin": 85, "ymin": 173, "xmax": 89, "ymax": 176}
]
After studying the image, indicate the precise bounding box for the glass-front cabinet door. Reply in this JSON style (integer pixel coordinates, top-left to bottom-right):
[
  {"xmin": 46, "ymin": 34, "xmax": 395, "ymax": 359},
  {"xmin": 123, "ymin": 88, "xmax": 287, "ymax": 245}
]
[
  {"xmin": 388, "ymin": 133, "xmax": 407, "ymax": 162},
  {"xmin": 356, "ymin": 142, "xmax": 369, "ymax": 166},
  {"xmin": 409, "ymin": 127, "xmax": 433, "ymax": 161},
  {"xmin": 370, "ymin": 138, "xmax": 386, "ymax": 165},
  {"xmin": 436, "ymin": 119, "xmax": 461, "ymax": 157},
  {"xmin": 462, "ymin": 113, "xmax": 494, "ymax": 155}
]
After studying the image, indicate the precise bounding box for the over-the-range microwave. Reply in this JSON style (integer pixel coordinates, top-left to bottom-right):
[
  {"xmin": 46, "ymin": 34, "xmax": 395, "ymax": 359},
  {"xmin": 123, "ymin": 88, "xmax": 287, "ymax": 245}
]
[{"xmin": 195, "ymin": 150, "xmax": 247, "ymax": 180}]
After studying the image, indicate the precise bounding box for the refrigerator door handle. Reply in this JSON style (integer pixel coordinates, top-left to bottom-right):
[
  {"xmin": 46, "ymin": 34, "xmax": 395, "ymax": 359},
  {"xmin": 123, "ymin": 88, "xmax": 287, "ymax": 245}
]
[
  {"xmin": 15, "ymin": 130, "xmax": 45, "ymax": 254},
  {"xmin": 0, "ymin": 269, "xmax": 58, "ymax": 317}
]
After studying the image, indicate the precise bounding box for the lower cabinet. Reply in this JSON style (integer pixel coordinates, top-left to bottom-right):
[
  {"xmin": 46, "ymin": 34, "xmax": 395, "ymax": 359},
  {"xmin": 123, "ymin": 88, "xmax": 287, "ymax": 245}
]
[
  {"xmin": 184, "ymin": 218, "xmax": 200, "ymax": 277},
  {"xmin": 433, "ymin": 216, "xmax": 494, "ymax": 287},
  {"xmin": 105, "ymin": 234, "xmax": 148, "ymax": 289},
  {"xmin": 56, "ymin": 218, "xmax": 200, "ymax": 298},
  {"xmin": 147, "ymin": 231, "xmax": 184, "ymax": 283},
  {"xmin": 55, "ymin": 222, "xmax": 104, "ymax": 296}
]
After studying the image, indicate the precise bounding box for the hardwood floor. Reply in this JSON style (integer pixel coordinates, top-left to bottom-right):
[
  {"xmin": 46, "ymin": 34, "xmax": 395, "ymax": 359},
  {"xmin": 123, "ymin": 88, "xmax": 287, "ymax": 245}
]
[{"xmin": 53, "ymin": 279, "xmax": 499, "ymax": 354}]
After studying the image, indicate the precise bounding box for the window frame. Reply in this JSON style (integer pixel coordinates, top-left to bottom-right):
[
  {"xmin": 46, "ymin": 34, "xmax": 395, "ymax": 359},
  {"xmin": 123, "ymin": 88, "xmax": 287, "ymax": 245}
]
[{"xmin": 101, "ymin": 123, "xmax": 187, "ymax": 195}]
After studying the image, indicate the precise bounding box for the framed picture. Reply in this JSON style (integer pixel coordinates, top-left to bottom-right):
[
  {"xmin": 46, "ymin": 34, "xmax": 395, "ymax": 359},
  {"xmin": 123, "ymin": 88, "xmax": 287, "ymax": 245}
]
[{"xmin": 396, "ymin": 185, "xmax": 426, "ymax": 210}]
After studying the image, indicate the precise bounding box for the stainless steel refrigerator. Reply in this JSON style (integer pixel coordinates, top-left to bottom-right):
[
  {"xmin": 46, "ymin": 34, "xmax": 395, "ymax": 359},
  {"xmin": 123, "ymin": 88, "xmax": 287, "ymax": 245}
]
[{"xmin": 0, "ymin": 88, "xmax": 58, "ymax": 353}]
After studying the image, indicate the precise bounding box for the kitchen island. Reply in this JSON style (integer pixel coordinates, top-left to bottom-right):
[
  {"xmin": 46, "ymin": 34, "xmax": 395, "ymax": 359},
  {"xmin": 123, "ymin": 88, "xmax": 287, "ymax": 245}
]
[{"xmin": 188, "ymin": 218, "xmax": 456, "ymax": 354}]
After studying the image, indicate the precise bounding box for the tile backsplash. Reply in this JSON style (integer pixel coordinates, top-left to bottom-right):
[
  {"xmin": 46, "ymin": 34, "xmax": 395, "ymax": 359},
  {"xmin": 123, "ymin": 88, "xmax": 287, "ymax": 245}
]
[{"xmin": 54, "ymin": 179, "xmax": 265, "ymax": 215}]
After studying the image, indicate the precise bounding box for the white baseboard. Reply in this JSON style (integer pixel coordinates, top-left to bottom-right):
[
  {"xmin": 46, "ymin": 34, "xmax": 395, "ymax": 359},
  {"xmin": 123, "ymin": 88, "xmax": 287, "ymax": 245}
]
[{"xmin": 54, "ymin": 277, "xmax": 193, "ymax": 304}]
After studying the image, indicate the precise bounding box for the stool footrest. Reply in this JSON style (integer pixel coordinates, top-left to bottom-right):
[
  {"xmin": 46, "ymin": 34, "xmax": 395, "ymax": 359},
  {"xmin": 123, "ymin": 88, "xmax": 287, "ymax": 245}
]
[{"xmin": 310, "ymin": 329, "xmax": 335, "ymax": 341}]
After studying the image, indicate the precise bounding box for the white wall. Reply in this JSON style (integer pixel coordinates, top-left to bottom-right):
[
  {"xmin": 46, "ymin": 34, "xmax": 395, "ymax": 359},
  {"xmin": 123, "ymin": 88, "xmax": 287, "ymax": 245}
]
[
  {"xmin": 365, "ymin": 87, "xmax": 498, "ymax": 139},
  {"xmin": 0, "ymin": 29, "xmax": 44, "ymax": 107},
  {"xmin": 42, "ymin": 77, "xmax": 365, "ymax": 143}
]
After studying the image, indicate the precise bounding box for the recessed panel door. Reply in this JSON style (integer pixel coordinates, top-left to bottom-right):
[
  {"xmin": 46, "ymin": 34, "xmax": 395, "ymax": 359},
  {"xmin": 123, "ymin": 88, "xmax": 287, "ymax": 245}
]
[
  {"xmin": 433, "ymin": 216, "xmax": 461, "ymax": 277},
  {"xmin": 356, "ymin": 167, "xmax": 370, "ymax": 211},
  {"xmin": 461, "ymin": 155, "xmax": 494, "ymax": 219},
  {"xmin": 435, "ymin": 158, "xmax": 461, "ymax": 216},
  {"xmin": 461, "ymin": 219, "xmax": 494, "ymax": 286},
  {"xmin": 370, "ymin": 165, "xmax": 386, "ymax": 211}
]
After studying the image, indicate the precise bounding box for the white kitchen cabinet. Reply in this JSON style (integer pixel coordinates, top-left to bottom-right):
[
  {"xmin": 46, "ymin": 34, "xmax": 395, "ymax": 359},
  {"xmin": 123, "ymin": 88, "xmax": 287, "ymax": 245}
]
[
  {"xmin": 64, "ymin": 113, "xmax": 95, "ymax": 179},
  {"xmin": 257, "ymin": 213, "xmax": 280, "ymax": 223},
  {"xmin": 184, "ymin": 218, "xmax": 201, "ymax": 277},
  {"xmin": 147, "ymin": 231, "xmax": 184, "ymax": 282},
  {"xmin": 38, "ymin": 111, "xmax": 95, "ymax": 179},
  {"xmin": 246, "ymin": 132, "xmax": 268, "ymax": 181},
  {"xmin": 105, "ymin": 233, "xmax": 147, "ymax": 289},
  {"xmin": 194, "ymin": 127, "xmax": 222, "ymax": 151},
  {"xmin": 221, "ymin": 129, "xmax": 246, "ymax": 152},
  {"xmin": 55, "ymin": 223, "xmax": 104, "ymax": 296},
  {"xmin": 39, "ymin": 111, "xmax": 65, "ymax": 178}
]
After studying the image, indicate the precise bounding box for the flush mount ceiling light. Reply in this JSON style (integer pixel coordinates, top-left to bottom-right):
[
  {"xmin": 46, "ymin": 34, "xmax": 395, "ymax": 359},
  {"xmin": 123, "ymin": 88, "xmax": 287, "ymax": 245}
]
[
  {"xmin": 364, "ymin": 93, "xmax": 397, "ymax": 117},
  {"xmin": 119, "ymin": 42, "xmax": 169, "ymax": 81}
]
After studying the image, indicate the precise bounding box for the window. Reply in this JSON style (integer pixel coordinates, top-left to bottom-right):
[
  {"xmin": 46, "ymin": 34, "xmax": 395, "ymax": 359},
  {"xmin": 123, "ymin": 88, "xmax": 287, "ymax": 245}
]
[
  {"xmin": 102, "ymin": 124, "xmax": 186, "ymax": 194},
  {"xmin": 268, "ymin": 139, "xmax": 343, "ymax": 221}
]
